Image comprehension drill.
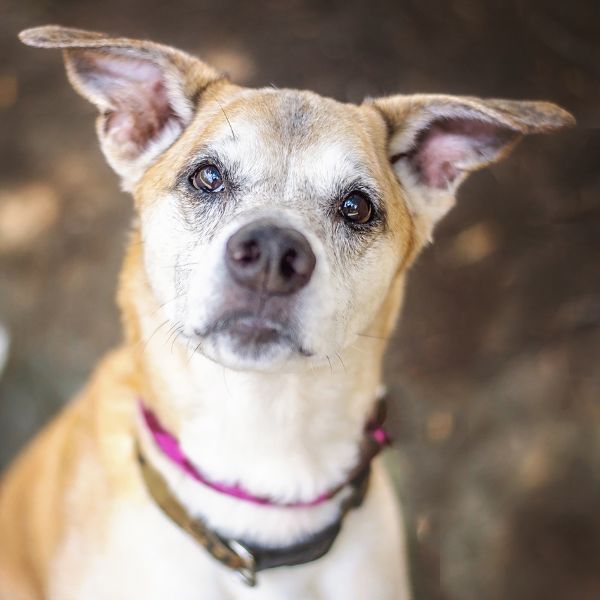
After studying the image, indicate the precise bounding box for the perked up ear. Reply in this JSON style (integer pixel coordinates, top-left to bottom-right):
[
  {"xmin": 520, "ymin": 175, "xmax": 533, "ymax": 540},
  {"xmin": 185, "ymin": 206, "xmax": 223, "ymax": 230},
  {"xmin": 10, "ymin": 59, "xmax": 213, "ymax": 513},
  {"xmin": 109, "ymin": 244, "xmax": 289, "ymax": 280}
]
[
  {"xmin": 19, "ymin": 26, "xmax": 223, "ymax": 190},
  {"xmin": 369, "ymin": 94, "xmax": 575, "ymax": 238}
]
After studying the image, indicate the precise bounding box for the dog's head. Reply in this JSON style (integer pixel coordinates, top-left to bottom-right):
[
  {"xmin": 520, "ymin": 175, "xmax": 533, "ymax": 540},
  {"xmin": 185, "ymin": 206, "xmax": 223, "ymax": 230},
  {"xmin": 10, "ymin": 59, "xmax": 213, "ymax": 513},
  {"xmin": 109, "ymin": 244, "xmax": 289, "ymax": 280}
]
[{"xmin": 20, "ymin": 26, "xmax": 574, "ymax": 372}]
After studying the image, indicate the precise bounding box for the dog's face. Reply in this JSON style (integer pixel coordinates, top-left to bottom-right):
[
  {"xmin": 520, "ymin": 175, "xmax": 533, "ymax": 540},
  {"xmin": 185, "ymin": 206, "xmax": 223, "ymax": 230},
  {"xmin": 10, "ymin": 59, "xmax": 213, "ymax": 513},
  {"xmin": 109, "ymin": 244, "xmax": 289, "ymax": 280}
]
[
  {"xmin": 20, "ymin": 27, "xmax": 574, "ymax": 371},
  {"xmin": 138, "ymin": 88, "xmax": 413, "ymax": 370}
]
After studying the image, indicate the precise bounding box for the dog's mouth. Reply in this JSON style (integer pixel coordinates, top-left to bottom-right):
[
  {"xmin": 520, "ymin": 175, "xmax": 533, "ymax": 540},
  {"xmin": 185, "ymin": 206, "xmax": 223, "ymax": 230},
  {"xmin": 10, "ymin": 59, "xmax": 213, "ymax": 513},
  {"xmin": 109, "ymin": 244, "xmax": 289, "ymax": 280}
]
[{"xmin": 194, "ymin": 311, "xmax": 313, "ymax": 360}]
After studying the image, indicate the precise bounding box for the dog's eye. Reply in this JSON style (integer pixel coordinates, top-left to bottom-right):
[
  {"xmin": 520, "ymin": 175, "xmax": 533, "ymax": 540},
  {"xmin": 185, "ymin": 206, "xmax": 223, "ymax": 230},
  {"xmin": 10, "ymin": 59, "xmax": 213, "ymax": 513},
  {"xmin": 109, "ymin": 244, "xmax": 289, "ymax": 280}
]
[
  {"xmin": 190, "ymin": 164, "xmax": 224, "ymax": 192},
  {"xmin": 339, "ymin": 193, "xmax": 372, "ymax": 224}
]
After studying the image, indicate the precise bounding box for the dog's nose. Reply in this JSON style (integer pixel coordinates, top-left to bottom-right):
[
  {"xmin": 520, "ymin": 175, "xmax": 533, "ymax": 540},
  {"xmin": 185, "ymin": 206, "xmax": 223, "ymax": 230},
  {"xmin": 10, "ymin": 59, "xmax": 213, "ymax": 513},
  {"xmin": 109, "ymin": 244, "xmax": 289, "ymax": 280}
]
[{"xmin": 226, "ymin": 222, "xmax": 316, "ymax": 295}]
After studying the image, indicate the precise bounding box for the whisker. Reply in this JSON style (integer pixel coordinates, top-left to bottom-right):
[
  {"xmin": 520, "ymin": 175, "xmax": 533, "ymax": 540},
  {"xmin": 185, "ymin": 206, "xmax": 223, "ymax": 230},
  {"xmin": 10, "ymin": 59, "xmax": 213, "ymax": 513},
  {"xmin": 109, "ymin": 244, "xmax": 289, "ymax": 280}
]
[
  {"xmin": 164, "ymin": 323, "xmax": 182, "ymax": 349},
  {"xmin": 357, "ymin": 332, "xmax": 390, "ymax": 342},
  {"xmin": 187, "ymin": 342, "xmax": 202, "ymax": 366},
  {"xmin": 141, "ymin": 319, "xmax": 170, "ymax": 352},
  {"xmin": 170, "ymin": 326, "xmax": 184, "ymax": 353},
  {"xmin": 217, "ymin": 101, "xmax": 237, "ymax": 141},
  {"xmin": 335, "ymin": 352, "xmax": 347, "ymax": 374}
]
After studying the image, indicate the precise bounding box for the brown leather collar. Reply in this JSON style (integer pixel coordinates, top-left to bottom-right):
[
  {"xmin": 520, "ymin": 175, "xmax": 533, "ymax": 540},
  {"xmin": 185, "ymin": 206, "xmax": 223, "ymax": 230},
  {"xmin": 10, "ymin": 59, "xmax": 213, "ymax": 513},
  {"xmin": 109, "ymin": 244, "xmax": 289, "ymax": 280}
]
[{"xmin": 135, "ymin": 398, "xmax": 390, "ymax": 587}]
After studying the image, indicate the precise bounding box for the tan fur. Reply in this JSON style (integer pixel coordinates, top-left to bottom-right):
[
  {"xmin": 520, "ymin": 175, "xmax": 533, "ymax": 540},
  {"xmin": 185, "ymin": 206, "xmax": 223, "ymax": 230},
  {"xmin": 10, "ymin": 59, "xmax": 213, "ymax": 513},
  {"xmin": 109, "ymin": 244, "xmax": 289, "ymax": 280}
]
[{"xmin": 1, "ymin": 26, "xmax": 574, "ymax": 599}]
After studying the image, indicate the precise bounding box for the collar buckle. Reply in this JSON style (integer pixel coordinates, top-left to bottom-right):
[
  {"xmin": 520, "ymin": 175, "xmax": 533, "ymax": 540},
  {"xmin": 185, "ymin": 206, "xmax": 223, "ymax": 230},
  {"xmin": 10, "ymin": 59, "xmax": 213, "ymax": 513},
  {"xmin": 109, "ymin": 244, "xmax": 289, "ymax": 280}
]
[{"xmin": 227, "ymin": 540, "xmax": 257, "ymax": 587}]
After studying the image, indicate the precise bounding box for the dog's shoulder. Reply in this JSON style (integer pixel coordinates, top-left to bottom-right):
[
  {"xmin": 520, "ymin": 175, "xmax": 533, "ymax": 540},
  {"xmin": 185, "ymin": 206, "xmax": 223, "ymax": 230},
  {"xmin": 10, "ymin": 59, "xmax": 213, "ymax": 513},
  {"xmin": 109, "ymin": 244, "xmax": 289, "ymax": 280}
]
[{"xmin": 0, "ymin": 346, "xmax": 141, "ymax": 594}]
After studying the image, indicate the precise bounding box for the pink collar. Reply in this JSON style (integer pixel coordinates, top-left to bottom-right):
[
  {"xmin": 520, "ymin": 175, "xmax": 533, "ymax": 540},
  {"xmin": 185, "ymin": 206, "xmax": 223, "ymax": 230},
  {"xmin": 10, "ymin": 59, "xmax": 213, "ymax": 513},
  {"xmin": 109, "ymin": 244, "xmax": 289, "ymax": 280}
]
[{"xmin": 139, "ymin": 400, "xmax": 391, "ymax": 509}]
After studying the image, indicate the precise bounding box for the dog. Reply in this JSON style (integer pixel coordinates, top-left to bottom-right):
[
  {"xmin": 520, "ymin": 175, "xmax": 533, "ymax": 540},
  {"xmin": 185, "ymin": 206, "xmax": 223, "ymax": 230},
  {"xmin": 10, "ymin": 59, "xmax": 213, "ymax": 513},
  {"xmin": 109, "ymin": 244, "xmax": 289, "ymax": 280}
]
[{"xmin": 0, "ymin": 25, "xmax": 574, "ymax": 600}]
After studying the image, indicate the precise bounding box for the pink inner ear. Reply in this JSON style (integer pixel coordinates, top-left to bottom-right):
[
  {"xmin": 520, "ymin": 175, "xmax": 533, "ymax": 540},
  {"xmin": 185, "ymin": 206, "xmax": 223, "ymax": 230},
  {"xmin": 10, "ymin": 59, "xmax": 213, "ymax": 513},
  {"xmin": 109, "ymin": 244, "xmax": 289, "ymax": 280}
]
[
  {"xmin": 405, "ymin": 118, "xmax": 516, "ymax": 189},
  {"xmin": 73, "ymin": 50, "xmax": 178, "ymax": 156}
]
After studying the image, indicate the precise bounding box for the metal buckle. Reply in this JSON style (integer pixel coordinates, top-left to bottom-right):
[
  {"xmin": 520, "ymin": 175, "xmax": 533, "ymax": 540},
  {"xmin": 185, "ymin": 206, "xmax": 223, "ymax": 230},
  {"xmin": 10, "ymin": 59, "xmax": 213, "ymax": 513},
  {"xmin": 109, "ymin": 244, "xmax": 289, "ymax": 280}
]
[{"xmin": 227, "ymin": 540, "xmax": 257, "ymax": 587}]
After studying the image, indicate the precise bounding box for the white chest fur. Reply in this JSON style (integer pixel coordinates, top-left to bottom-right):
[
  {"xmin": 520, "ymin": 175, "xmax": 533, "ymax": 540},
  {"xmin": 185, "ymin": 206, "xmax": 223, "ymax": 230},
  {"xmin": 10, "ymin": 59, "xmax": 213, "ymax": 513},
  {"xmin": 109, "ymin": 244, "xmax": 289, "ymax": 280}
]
[{"xmin": 50, "ymin": 462, "xmax": 409, "ymax": 600}]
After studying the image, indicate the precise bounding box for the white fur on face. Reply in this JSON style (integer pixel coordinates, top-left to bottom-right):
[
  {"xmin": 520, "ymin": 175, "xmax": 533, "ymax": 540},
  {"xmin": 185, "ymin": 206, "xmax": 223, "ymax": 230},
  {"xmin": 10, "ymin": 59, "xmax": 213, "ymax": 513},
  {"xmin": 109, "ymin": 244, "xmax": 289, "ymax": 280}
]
[{"xmin": 140, "ymin": 90, "xmax": 404, "ymax": 372}]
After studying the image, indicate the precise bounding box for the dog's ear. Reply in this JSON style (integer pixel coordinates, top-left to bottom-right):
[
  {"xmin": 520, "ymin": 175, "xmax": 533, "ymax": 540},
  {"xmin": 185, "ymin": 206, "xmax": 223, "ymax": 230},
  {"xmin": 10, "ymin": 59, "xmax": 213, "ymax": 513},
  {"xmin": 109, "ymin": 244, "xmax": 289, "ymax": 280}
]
[
  {"xmin": 19, "ymin": 26, "xmax": 223, "ymax": 190},
  {"xmin": 369, "ymin": 94, "xmax": 575, "ymax": 238}
]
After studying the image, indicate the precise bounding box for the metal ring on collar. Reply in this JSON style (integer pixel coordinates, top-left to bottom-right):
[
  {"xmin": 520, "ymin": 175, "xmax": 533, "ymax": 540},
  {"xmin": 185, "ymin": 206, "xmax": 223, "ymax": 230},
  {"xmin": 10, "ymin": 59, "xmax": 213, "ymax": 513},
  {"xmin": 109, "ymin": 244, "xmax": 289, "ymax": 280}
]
[{"xmin": 227, "ymin": 540, "xmax": 257, "ymax": 587}]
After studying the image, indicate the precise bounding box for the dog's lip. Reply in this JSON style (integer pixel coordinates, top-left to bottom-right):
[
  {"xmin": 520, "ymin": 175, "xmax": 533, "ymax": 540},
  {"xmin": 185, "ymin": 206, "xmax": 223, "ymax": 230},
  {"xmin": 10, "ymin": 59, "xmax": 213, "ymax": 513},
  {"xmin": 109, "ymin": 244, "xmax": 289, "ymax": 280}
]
[
  {"xmin": 197, "ymin": 312, "xmax": 286, "ymax": 337},
  {"xmin": 194, "ymin": 311, "xmax": 314, "ymax": 357}
]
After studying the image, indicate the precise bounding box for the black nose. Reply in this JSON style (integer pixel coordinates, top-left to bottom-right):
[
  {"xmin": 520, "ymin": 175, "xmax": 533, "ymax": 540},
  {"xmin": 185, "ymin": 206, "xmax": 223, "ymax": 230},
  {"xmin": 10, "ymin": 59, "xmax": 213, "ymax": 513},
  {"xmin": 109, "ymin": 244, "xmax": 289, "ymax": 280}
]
[{"xmin": 226, "ymin": 221, "xmax": 316, "ymax": 295}]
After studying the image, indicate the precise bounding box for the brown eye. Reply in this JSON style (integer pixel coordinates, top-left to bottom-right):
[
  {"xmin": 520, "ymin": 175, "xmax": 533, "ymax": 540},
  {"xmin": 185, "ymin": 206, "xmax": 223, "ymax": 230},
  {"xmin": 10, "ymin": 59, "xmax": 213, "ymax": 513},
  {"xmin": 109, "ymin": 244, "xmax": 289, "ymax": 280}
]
[
  {"xmin": 339, "ymin": 193, "xmax": 373, "ymax": 224},
  {"xmin": 190, "ymin": 164, "xmax": 224, "ymax": 192}
]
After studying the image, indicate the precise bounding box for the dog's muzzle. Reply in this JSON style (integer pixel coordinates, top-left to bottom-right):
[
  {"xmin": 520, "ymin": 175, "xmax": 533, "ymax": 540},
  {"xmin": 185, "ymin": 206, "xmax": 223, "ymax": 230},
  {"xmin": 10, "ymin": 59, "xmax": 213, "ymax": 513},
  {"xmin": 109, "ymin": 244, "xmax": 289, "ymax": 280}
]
[{"xmin": 225, "ymin": 220, "xmax": 316, "ymax": 296}]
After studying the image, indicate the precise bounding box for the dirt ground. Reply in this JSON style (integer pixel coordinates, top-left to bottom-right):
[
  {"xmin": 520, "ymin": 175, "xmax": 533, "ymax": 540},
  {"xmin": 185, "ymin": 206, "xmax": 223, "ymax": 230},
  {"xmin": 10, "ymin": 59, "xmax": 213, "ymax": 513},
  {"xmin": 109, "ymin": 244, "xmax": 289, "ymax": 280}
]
[{"xmin": 1, "ymin": 1, "xmax": 599, "ymax": 598}]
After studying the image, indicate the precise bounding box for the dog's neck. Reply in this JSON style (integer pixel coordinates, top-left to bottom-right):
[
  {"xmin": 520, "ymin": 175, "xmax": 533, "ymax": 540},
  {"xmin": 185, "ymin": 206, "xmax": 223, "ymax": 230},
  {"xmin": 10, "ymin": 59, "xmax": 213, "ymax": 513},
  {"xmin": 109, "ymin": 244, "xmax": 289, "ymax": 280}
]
[
  {"xmin": 137, "ymin": 314, "xmax": 388, "ymax": 501},
  {"xmin": 120, "ymin": 238, "xmax": 404, "ymax": 543}
]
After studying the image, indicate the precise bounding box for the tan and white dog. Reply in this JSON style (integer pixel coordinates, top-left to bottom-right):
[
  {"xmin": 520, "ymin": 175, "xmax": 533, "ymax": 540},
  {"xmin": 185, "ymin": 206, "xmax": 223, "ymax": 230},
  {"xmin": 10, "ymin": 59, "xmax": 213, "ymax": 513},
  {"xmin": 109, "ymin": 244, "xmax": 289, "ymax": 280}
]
[{"xmin": 0, "ymin": 26, "xmax": 574, "ymax": 600}]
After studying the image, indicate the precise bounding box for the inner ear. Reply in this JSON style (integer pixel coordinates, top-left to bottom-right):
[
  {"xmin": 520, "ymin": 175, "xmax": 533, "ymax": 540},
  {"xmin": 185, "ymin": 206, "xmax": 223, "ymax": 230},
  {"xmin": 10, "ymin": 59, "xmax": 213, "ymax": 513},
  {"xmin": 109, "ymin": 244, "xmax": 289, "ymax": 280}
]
[
  {"xmin": 392, "ymin": 117, "xmax": 519, "ymax": 189},
  {"xmin": 69, "ymin": 49, "xmax": 183, "ymax": 160}
]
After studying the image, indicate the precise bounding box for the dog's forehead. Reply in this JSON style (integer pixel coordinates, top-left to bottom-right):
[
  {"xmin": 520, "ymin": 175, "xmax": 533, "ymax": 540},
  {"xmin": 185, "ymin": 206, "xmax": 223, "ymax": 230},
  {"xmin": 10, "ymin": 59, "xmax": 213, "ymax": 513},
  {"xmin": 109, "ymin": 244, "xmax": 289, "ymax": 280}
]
[
  {"xmin": 220, "ymin": 89, "xmax": 362, "ymax": 143},
  {"xmin": 194, "ymin": 88, "xmax": 384, "ymax": 185}
]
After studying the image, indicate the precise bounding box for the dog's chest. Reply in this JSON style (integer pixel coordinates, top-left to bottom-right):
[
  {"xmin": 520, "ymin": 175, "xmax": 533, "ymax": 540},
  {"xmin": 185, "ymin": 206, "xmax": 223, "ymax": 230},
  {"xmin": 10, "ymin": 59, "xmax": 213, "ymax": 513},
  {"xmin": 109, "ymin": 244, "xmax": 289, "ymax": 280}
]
[
  {"xmin": 48, "ymin": 465, "xmax": 407, "ymax": 600},
  {"xmin": 49, "ymin": 501, "xmax": 322, "ymax": 600},
  {"xmin": 50, "ymin": 502, "xmax": 216, "ymax": 599}
]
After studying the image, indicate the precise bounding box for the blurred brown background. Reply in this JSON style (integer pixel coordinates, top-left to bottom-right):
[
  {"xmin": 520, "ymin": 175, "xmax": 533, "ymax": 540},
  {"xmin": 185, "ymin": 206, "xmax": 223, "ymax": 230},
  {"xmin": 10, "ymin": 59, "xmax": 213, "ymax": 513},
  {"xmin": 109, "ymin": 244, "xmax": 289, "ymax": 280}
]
[{"xmin": 1, "ymin": 1, "xmax": 599, "ymax": 598}]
